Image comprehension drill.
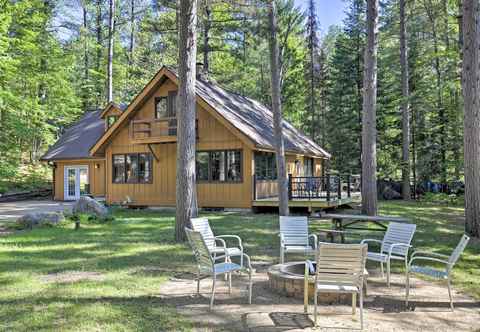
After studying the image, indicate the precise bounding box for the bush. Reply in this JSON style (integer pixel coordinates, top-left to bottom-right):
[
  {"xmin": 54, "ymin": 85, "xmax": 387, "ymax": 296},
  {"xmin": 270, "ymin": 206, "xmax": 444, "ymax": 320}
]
[{"xmin": 420, "ymin": 192, "xmax": 464, "ymax": 206}]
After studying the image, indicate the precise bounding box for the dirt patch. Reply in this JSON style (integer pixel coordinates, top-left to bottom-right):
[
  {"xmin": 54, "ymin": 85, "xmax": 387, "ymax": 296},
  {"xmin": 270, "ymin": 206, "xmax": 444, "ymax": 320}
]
[
  {"xmin": 157, "ymin": 262, "xmax": 480, "ymax": 331},
  {"xmin": 41, "ymin": 271, "xmax": 105, "ymax": 284}
]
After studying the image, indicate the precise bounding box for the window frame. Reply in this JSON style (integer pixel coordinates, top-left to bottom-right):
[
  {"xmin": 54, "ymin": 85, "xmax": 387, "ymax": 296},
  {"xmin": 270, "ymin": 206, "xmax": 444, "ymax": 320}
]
[
  {"xmin": 112, "ymin": 153, "xmax": 153, "ymax": 184},
  {"xmin": 106, "ymin": 115, "xmax": 118, "ymax": 128},
  {"xmin": 196, "ymin": 149, "xmax": 243, "ymax": 183},
  {"xmin": 154, "ymin": 96, "xmax": 168, "ymax": 119},
  {"xmin": 254, "ymin": 152, "xmax": 278, "ymax": 181}
]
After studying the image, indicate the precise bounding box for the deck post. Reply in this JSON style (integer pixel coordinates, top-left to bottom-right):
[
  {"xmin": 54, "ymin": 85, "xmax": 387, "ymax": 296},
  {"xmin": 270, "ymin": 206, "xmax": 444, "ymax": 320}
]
[
  {"xmin": 326, "ymin": 173, "xmax": 331, "ymax": 202},
  {"xmin": 347, "ymin": 174, "xmax": 351, "ymax": 198},
  {"xmin": 288, "ymin": 174, "xmax": 293, "ymax": 200},
  {"xmin": 337, "ymin": 175, "xmax": 342, "ymax": 200},
  {"xmin": 253, "ymin": 174, "xmax": 257, "ymax": 201}
]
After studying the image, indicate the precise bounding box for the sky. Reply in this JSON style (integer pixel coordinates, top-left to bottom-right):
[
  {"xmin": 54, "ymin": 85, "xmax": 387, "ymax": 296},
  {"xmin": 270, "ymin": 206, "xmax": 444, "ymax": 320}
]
[{"xmin": 294, "ymin": 0, "xmax": 347, "ymax": 35}]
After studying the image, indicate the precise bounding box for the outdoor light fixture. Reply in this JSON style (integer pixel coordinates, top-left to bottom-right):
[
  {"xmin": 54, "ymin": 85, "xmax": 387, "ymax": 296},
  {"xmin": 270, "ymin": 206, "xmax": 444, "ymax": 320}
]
[{"xmin": 95, "ymin": 163, "xmax": 100, "ymax": 169}]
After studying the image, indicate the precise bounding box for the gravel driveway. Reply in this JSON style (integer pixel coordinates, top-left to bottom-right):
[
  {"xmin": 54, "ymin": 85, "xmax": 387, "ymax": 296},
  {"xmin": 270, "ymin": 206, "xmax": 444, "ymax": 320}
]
[{"xmin": 0, "ymin": 200, "xmax": 74, "ymax": 222}]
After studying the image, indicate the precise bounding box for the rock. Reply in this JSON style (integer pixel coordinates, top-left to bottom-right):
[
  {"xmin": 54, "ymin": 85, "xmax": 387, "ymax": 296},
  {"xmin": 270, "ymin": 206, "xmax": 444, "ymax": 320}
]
[
  {"xmin": 382, "ymin": 186, "xmax": 402, "ymax": 200},
  {"xmin": 72, "ymin": 196, "xmax": 109, "ymax": 217},
  {"xmin": 16, "ymin": 212, "xmax": 65, "ymax": 229}
]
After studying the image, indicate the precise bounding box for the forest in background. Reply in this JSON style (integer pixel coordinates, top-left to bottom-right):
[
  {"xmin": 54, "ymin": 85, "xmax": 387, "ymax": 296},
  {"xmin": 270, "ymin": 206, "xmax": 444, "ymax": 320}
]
[{"xmin": 0, "ymin": 0, "xmax": 464, "ymax": 193}]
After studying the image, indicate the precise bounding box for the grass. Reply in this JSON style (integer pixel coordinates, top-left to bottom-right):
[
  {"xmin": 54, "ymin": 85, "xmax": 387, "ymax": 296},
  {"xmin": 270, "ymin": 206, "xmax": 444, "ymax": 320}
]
[{"xmin": 0, "ymin": 201, "xmax": 478, "ymax": 331}]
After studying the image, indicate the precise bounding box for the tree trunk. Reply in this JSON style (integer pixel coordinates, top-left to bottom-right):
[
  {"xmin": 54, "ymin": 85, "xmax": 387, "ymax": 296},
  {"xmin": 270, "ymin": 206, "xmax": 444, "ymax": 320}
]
[
  {"xmin": 400, "ymin": 0, "xmax": 410, "ymax": 200},
  {"xmin": 175, "ymin": 0, "xmax": 198, "ymax": 242},
  {"xmin": 107, "ymin": 0, "xmax": 115, "ymax": 103},
  {"xmin": 129, "ymin": 0, "xmax": 135, "ymax": 69},
  {"xmin": 82, "ymin": 1, "xmax": 89, "ymax": 112},
  {"xmin": 267, "ymin": 0, "xmax": 289, "ymax": 216},
  {"xmin": 462, "ymin": 0, "xmax": 480, "ymax": 238},
  {"xmin": 95, "ymin": 0, "xmax": 102, "ymax": 108},
  {"xmin": 361, "ymin": 0, "xmax": 378, "ymax": 216},
  {"xmin": 202, "ymin": 0, "xmax": 211, "ymax": 75}
]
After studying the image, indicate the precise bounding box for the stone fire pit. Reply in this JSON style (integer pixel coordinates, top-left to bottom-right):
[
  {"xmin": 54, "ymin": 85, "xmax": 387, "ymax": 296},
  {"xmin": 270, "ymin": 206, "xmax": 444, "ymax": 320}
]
[{"xmin": 268, "ymin": 261, "xmax": 352, "ymax": 304}]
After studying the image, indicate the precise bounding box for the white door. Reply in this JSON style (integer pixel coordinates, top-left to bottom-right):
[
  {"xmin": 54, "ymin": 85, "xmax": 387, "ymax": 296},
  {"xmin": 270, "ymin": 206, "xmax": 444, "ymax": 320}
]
[{"xmin": 64, "ymin": 166, "xmax": 89, "ymax": 200}]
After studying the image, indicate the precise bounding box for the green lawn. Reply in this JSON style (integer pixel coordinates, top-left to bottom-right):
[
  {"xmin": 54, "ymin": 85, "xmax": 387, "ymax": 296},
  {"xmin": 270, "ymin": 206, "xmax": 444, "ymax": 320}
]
[{"xmin": 0, "ymin": 201, "xmax": 478, "ymax": 331}]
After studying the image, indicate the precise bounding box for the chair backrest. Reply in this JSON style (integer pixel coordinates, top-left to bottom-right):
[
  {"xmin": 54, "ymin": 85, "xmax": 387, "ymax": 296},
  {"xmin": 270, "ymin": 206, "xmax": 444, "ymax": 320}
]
[
  {"xmin": 190, "ymin": 217, "xmax": 215, "ymax": 250},
  {"xmin": 315, "ymin": 243, "xmax": 367, "ymax": 286},
  {"xmin": 279, "ymin": 216, "xmax": 309, "ymax": 246},
  {"xmin": 448, "ymin": 234, "xmax": 470, "ymax": 267},
  {"xmin": 381, "ymin": 222, "xmax": 416, "ymax": 257},
  {"xmin": 185, "ymin": 227, "xmax": 213, "ymax": 274}
]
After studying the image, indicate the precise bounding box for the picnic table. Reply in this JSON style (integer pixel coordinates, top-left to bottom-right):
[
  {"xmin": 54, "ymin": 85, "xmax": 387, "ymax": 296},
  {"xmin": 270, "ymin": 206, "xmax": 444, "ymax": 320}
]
[{"xmin": 311, "ymin": 213, "xmax": 410, "ymax": 243}]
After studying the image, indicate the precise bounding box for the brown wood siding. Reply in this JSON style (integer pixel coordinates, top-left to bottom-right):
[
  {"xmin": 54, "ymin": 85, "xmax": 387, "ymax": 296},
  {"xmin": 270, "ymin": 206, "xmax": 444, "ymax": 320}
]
[
  {"xmin": 53, "ymin": 160, "xmax": 105, "ymax": 200},
  {"xmin": 105, "ymin": 78, "xmax": 253, "ymax": 208}
]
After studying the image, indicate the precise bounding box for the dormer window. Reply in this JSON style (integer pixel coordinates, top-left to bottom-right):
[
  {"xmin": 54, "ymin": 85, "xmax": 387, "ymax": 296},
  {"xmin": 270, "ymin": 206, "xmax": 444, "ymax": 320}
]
[{"xmin": 106, "ymin": 115, "xmax": 118, "ymax": 128}]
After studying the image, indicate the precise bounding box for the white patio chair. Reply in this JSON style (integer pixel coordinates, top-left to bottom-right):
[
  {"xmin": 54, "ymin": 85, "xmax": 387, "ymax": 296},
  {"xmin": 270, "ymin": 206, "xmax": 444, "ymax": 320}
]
[
  {"xmin": 305, "ymin": 243, "xmax": 368, "ymax": 329},
  {"xmin": 406, "ymin": 234, "xmax": 470, "ymax": 310},
  {"xmin": 361, "ymin": 222, "xmax": 416, "ymax": 287},
  {"xmin": 185, "ymin": 227, "xmax": 253, "ymax": 310},
  {"xmin": 190, "ymin": 217, "xmax": 243, "ymax": 265},
  {"xmin": 279, "ymin": 216, "xmax": 317, "ymax": 263}
]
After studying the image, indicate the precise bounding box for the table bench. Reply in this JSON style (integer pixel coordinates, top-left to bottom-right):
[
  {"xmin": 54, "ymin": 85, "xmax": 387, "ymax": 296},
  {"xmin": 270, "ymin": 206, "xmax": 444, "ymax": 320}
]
[{"xmin": 311, "ymin": 213, "xmax": 410, "ymax": 243}]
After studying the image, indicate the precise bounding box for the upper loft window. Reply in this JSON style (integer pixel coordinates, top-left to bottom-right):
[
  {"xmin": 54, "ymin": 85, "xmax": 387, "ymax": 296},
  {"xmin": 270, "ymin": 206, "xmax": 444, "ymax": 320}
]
[
  {"xmin": 106, "ymin": 115, "xmax": 118, "ymax": 128},
  {"xmin": 155, "ymin": 91, "xmax": 177, "ymax": 119}
]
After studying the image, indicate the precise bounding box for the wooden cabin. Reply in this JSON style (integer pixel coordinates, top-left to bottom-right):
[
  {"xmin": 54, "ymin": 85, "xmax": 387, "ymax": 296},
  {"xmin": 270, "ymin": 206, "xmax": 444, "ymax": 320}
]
[{"xmin": 41, "ymin": 66, "xmax": 352, "ymax": 211}]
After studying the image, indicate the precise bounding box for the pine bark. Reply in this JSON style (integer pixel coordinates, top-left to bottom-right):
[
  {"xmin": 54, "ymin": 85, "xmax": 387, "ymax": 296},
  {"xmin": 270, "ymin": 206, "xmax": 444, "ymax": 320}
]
[
  {"xmin": 202, "ymin": 0, "xmax": 211, "ymax": 75},
  {"xmin": 107, "ymin": 0, "xmax": 115, "ymax": 103},
  {"xmin": 400, "ymin": 0, "xmax": 410, "ymax": 200},
  {"xmin": 175, "ymin": 0, "xmax": 198, "ymax": 242},
  {"xmin": 361, "ymin": 0, "xmax": 378, "ymax": 216},
  {"xmin": 462, "ymin": 0, "xmax": 480, "ymax": 237},
  {"xmin": 267, "ymin": 0, "xmax": 289, "ymax": 216}
]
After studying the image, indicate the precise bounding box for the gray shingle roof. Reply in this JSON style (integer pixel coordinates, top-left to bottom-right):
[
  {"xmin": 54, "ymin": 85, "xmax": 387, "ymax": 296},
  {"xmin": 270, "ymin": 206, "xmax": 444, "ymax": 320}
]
[
  {"xmin": 43, "ymin": 66, "xmax": 330, "ymax": 161},
  {"xmin": 41, "ymin": 110, "xmax": 105, "ymax": 161},
  {"xmin": 195, "ymin": 75, "xmax": 330, "ymax": 158}
]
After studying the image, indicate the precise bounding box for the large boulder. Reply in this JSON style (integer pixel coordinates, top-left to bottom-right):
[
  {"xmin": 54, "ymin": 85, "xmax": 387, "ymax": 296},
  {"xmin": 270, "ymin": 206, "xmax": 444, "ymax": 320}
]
[
  {"xmin": 72, "ymin": 196, "xmax": 109, "ymax": 217},
  {"xmin": 17, "ymin": 212, "xmax": 65, "ymax": 229}
]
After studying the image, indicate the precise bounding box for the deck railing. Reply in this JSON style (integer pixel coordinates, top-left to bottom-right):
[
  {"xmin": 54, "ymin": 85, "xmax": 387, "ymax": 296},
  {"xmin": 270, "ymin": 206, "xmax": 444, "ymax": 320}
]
[
  {"xmin": 253, "ymin": 174, "xmax": 360, "ymax": 202},
  {"xmin": 129, "ymin": 118, "xmax": 198, "ymax": 141}
]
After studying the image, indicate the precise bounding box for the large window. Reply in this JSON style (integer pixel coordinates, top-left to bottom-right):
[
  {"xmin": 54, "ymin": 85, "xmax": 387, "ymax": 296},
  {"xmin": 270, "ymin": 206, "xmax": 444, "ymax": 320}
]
[
  {"xmin": 112, "ymin": 153, "xmax": 152, "ymax": 183},
  {"xmin": 255, "ymin": 152, "xmax": 277, "ymax": 180},
  {"xmin": 196, "ymin": 150, "xmax": 242, "ymax": 182}
]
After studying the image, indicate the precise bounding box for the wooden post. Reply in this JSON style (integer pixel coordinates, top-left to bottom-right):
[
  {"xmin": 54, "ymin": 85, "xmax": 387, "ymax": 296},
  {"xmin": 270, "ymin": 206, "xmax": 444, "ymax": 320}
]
[
  {"xmin": 253, "ymin": 174, "xmax": 257, "ymax": 201},
  {"xmin": 337, "ymin": 175, "xmax": 342, "ymax": 200},
  {"xmin": 288, "ymin": 174, "xmax": 293, "ymax": 200},
  {"xmin": 347, "ymin": 174, "xmax": 351, "ymax": 198},
  {"xmin": 326, "ymin": 173, "xmax": 331, "ymax": 202}
]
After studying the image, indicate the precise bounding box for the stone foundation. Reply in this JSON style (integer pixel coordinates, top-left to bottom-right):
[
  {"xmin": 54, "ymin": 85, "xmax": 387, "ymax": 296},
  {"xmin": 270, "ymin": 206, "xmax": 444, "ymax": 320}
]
[{"xmin": 268, "ymin": 262, "xmax": 352, "ymax": 304}]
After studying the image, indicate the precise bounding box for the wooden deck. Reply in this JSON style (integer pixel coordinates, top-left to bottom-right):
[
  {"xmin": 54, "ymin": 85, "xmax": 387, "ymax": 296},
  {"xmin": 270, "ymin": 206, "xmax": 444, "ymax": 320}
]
[{"xmin": 252, "ymin": 193, "xmax": 361, "ymax": 211}]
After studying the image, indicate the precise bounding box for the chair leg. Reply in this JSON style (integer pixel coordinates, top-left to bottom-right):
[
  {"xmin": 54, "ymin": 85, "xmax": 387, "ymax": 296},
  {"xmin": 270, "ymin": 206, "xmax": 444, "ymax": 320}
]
[
  {"xmin": 380, "ymin": 262, "xmax": 384, "ymax": 279},
  {"xmin": 197, "ymin": 275, "xmax": 201, "ymax": 295},
  {"xmin": 314, "ymin": 283, "xmax": 318, "ymax": 327},
  {"xmin": 352, "ymin": 293, "xmax": 357, "ymax": 315},
  {"xmin": 359, "ymin": 290, "xmax": 364, "ymax": 330},
  {"xmin": 447, "ymin": 277, "xmax": 454, "ymax": 311},
  {"xmin": 387, "ymin": 260, "xmax": 391, "ymax": 287},
  {"xmin": 248, "ymin": 269, "xmax": 252, "ymax": 305},
  {"xmin": 210, "ymin": 276, "xmax": 216, "ymax": 310},
  {"xmin": 405, "ymin": 270, "xmax": 410, "ymax": 308},
  {"xmin": 228, "ymin": 272, "xmax": 232, "ymax": 294}
]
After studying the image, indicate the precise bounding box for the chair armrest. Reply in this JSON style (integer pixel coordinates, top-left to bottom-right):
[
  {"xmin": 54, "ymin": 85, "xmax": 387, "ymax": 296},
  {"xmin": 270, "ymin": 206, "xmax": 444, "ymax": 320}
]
[
  {"xmin": 216, "ymin": 234, "xmax": 243, "ymax": 249},
  {"xmin": 214, "ymin": 237, "xmax": 227, "ymax": 250},
  {"xmin": 361, "ymin": 238, "xmax": 383, "ymax": 245},
  {"xmin": 411, "ymin": 251, "xmax": 449, "ymax": 259},
  {"xmin": 309, "ymin": 234, "xmax": 318, "ymax": 249},
  {"xmin": 409, "ymin": 255, "xmax": 450, "ymax": 267},
  {"xmin": 279, "ymin": 233, "xmax": 285, "ymax": 247},
  {"xmin": 388, "ymin": 243, "xmax": 412, "ymax": 257},
  {"xmin": 242, "ymin": 253, "xmax": 253, "ymax": 271}
]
